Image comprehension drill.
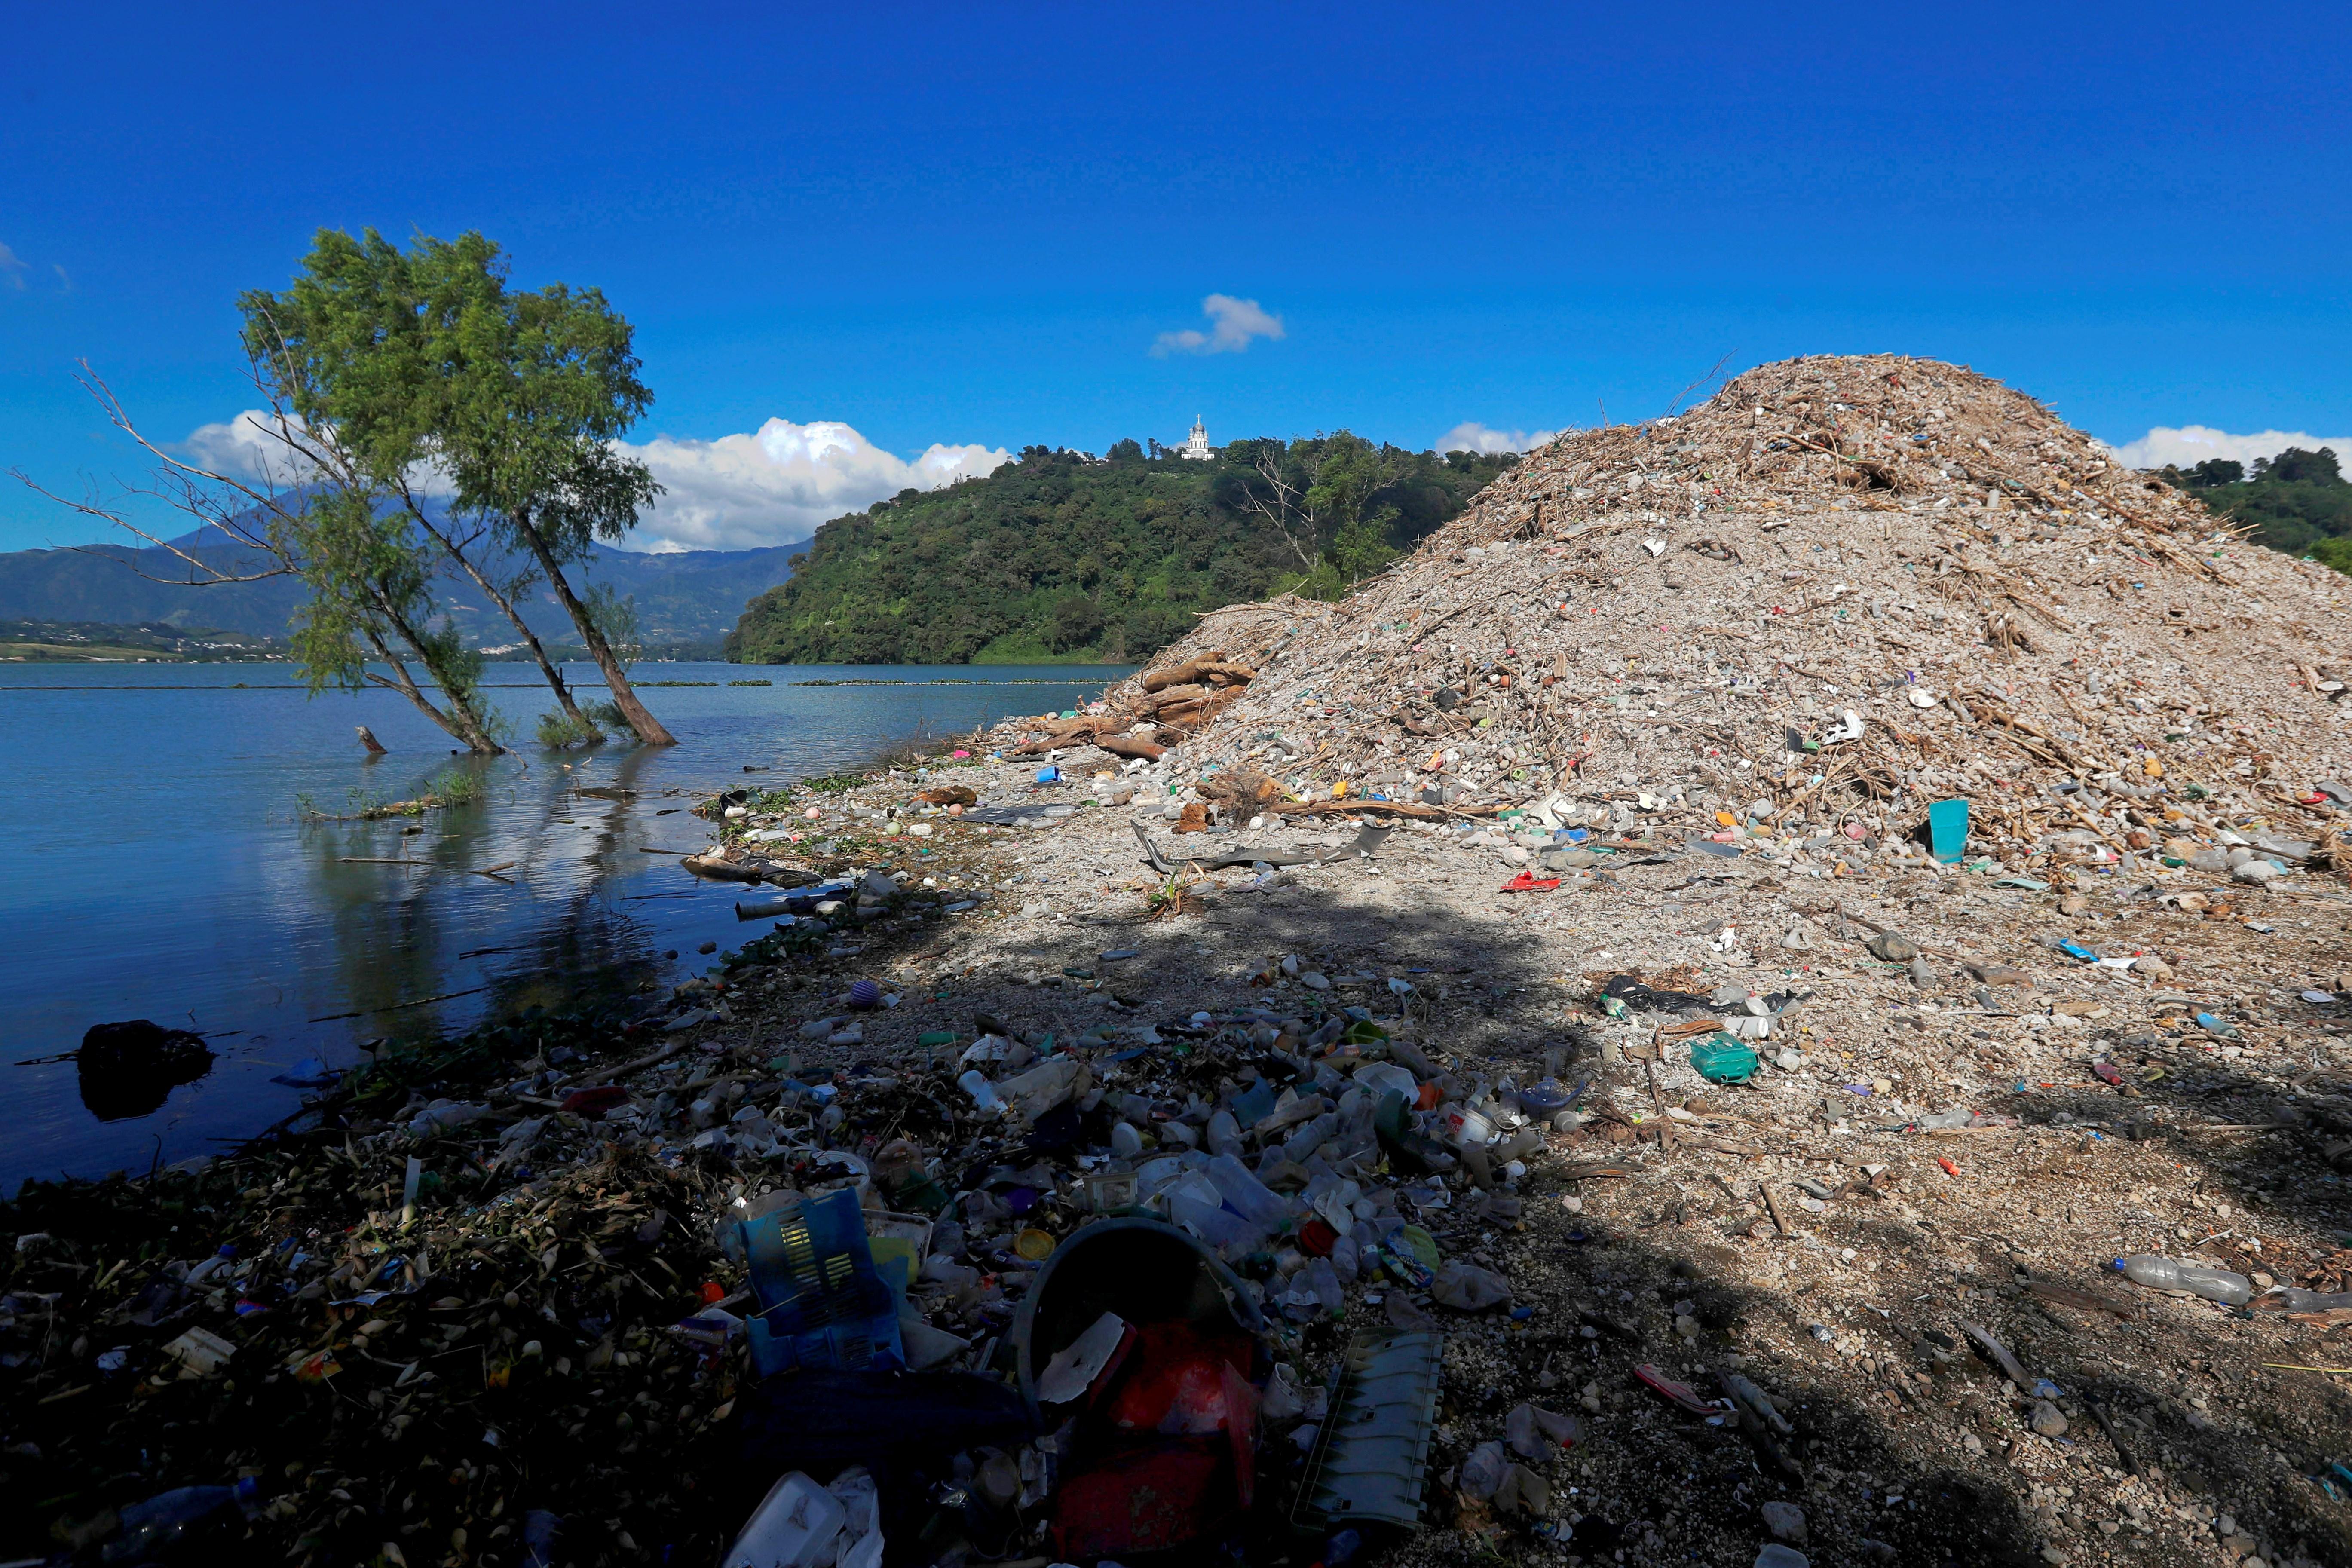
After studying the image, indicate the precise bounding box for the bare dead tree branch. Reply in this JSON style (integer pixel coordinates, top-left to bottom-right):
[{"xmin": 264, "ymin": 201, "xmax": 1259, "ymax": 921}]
[
  {"xmin": 1237, "ymin": 450, "xmax": 1323, "ymax": 573},
  {"xmin": 1664, "ymin": 351, "xmax": 1740, "ymax": 421}
]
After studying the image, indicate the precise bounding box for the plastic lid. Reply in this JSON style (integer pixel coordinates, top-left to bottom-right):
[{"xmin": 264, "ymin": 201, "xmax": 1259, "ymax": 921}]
[{"xmin": 2112, "ymin": 1257, "xmax": 2128, "ymax": 1270}]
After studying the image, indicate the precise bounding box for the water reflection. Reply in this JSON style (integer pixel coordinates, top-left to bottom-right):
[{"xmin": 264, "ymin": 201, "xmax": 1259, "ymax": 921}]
[{"xmin": 0, "ymin": 661, "xmax": 1124, "ymax": 1187}]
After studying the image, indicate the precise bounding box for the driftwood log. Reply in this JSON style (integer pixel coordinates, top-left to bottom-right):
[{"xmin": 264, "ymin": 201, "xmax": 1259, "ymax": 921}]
[{"xmin": 1141, "ymin": 657, "xmax": 1256, "ymax": 693}]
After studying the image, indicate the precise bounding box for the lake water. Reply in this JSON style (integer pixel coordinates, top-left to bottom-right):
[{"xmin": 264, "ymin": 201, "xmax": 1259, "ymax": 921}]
[{"xmin": 0, "ymin": 661, "xmax": 1122, "ymax": 1191}]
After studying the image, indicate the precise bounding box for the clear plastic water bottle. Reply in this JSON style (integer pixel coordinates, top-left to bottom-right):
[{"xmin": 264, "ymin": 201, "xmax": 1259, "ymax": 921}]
[
  {"xmin": 1204, "ymin": 1109, "xmax": 1241, "ymax": 1157},
  {"xmin": 1206, "ymin": 1152, "xmax": 1293, "ymax": 1228},
  {"xmin": 2114, "ymin": 1254, "xmax": 2252, "ymax": 1305},
  {"xmin": 108, "ymin": 1481, "xmax": 255, "ymax": 1560},
  {"xmin": 1169, "ymin": 1187, "xmax": 1262, "ymax": 1254},
  {"xmin": 2260, "ymin": 1286, "xmax": 2352, "ymax": 1313}
]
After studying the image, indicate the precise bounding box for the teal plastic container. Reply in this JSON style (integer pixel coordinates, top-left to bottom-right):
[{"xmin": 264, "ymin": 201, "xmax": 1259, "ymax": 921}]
[{"xmin": 1928, "ymin": 798, "xmax": 1969, "ymax": 864}]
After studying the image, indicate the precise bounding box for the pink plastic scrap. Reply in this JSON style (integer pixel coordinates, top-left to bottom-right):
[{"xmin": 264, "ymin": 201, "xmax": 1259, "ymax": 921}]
[{"xmin": 1634, "ymin": 1363, "xmax": 1727, "ymax": 1417}]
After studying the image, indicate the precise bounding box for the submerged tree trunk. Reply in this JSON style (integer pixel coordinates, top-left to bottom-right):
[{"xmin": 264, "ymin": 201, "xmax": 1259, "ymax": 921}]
[
  {"xmin": 358, "ymin": 626, "xmax": 501, "ymax": 753},
  {"xmin": 511, "ymin": 509, "xmax": 675, "ymax": 746},
  {"xmin": 403, "ymin": 496, "xmax": 597, "ymax": 737}
]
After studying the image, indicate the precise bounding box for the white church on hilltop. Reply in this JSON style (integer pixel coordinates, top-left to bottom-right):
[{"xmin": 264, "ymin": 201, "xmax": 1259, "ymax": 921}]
[{"xmin": 1179, "ymin": 416, "xmax": 1212, "ymax": 460}]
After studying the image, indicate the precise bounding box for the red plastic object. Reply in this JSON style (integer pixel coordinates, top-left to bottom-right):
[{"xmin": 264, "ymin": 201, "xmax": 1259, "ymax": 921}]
[
  {"xmin": 1937, "ymin": 1155, "xmax": 1961, "ymax": 1177},
  {"xmin": 1297, "ymin": 1218, "xmax": 1338, "ymax": 1258},
  {"xmin": 1052, "ymin": 1441, "xmax": 1229, "ymax": 1556},
  {"xmin": 1108, "ymin": 1323, "xmax": 1251, "ymax": 1434},
  {"xmin": 2091, "ymin": 1060, "xmax": 2123, "ymax": 1086},
  {"xmin": 698, "ymin": 1281, "xmax": 726, "ymax": 1306},
  {"xmin": 1500, "ymin": 871, "xmax": 1562, "ymax": 892},
  {"xmin": 559, "ymin": 1085, "xmax": 628, "ymax": 1119}
]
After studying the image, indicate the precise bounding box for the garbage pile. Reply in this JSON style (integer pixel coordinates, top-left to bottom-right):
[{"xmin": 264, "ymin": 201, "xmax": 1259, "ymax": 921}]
[
  {"xmin": 2, "ymin": 966, "xmax": 1631, "ymax": 1565},
  {"xmin": 1060, "ymin": 354, "xmax": 2350, "ymax": 883}
]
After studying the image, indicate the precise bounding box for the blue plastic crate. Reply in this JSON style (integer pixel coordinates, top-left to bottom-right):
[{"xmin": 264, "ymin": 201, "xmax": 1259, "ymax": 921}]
[{"xmin": 724, "ymin": 1188, "xmax": 906, "ymax": 1377}]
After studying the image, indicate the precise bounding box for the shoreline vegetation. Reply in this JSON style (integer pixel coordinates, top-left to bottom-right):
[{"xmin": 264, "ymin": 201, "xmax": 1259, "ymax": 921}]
[
  {"xmin": 725, "ymin": 437, "xmax": 1518, "ymax": 665},
  {"xmin": 295, "ymin": 765, "xmax": 490, "ymax": 821}
]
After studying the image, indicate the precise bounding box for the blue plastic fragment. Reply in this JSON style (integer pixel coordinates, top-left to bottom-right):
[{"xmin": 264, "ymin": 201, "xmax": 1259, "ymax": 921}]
[{"xmin": 2058, "ymin": 939, "xmax": 2099, "ymax": 962}]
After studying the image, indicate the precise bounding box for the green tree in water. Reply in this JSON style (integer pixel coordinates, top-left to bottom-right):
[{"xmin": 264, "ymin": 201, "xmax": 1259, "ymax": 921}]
[
  {"xmin": 243, "ymin": 230, "xmax": 674, "ymax": 744},
  {"xmin": 282, "ymin": 487, "xmax": 502, "ymax": 751},
  {"xmin": 13, "ymin": 364, "xmax": 505, "ymax": 752}
]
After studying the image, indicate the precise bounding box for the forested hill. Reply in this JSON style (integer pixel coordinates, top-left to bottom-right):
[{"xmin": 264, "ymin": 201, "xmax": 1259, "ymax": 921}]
[
  {"xmin": 2159, "ymin": 446, "xmax": 2352, "ymax": 576},
  {"xmin": 723, "ymin": 435, "xmax": 1517, "ymax": 664}
]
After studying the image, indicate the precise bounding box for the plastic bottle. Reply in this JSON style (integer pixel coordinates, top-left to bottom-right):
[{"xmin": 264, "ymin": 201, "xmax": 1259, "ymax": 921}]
[
  {"xmin": 1207, "ymin": 1152, "xmax": 1294, "ymax": 1228},
  {"xmin": 1282, "ymin": 1112, "xmax": 1337, "ymax": 1165},
  {"xmin": 956, "ymin": 1070, "xmax": 1003, "ymax": 1115},
  {"xmin": 1170, "ymin": 1188, "xmax": 1262, "ymax": 1254},
  {"xmin": 2261, "ymin": 1286, "xmax": 2352, "ymax": 1313},
  {"xmin": 1204, "ymin": 1109, "xmax": 1241, "ymax": 1157},
  {"xmin": 108, "ymin": 1481, "xmax": 256, "ymax": 1560},
  {"xmin": 1492, "ymin": 1126, "xmax": 1545, "ymax": 1163},
  {"xmin": 2114, "ymin": 1254, "xmax": 2252, "ymax": 1305}
]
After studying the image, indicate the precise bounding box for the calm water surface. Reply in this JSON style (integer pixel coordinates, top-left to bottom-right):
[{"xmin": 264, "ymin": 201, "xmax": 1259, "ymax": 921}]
[{"xmin": 0, "ymin": 661, "xmax": 1121, "ymax": 1189}]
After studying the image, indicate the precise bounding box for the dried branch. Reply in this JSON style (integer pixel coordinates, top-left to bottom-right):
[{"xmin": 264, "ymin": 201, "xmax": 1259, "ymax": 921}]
[{"xmin": 1237, "ymin": 450, "xmax": 1322, "ymax": 573}]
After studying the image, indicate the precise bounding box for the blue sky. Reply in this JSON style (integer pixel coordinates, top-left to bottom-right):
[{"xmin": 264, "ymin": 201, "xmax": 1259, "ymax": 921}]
[{"xmin": 3, "ymin": 1, "xmax": 2347, "ymax": 552}]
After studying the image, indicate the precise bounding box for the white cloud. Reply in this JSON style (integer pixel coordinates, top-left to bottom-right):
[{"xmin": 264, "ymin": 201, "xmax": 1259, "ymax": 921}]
[
  {"xmin": 615, "ymin": 418, "xmax": 1012, "ymax": 552},
  {"xmin": 2105, "ymin": 424, "xmax": 2352, "ymax": 472},
  {"xmin": 1438, "ymin": 421, "xmax": 1560, "ymax": 456},
  {"xmin": 183, "ymin": 410, "xmax": 1007, "ymax": 553},
  {"xmin": 1152, "ymin": 293, "xmax": 1286, "ymax": 357},
  {"xmin": 0, "ymin": 242, "xmax": 26, "ymax": 290},
  {"xmin": 182, "ymin": 410, "xmax": 322, "ymax": 482}
]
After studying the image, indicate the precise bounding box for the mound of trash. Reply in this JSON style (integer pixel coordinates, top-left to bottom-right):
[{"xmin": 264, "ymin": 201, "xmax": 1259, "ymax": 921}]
[{"xmin": 1091, "ymin": 354, "xmax": 2352, "ymax": 869}]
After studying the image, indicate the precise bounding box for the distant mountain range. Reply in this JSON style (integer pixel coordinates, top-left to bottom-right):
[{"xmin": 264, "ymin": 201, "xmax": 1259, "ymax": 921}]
[{"xmin": 0, "ymin": 527, "xmax": 803, "ymax": 657}]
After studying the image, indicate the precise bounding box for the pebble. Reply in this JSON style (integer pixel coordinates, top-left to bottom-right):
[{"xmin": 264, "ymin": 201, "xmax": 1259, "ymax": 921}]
[
  {"xmin": 1760, "ymin": 1499, "xmax": 1808, "ymax": 1544},
  {"xmin": 2030, "ymin": 1399, "xmax": 2069, "ymax": 1437}
]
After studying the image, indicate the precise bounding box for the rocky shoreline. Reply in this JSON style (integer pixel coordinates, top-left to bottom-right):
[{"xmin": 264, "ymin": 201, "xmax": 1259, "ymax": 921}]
[{"xmin": 4, "ymin": 728, "xmax": 2350, "ymax": 1568}]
